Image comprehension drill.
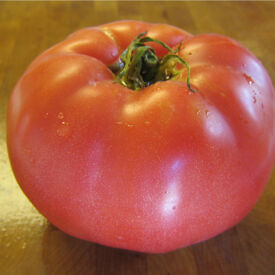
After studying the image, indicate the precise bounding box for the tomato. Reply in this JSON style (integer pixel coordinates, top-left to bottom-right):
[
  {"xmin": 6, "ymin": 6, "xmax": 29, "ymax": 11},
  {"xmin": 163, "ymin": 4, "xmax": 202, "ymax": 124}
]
[{"xmin": 7, "ymin": 20, "xmax": 275, "ymax": 253}]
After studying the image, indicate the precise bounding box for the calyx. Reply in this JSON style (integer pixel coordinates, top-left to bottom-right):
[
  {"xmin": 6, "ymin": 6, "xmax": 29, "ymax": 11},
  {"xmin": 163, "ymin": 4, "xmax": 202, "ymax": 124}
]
[{"xmin": 109, "ymin": 32, "xmax": 196, "ymax": 92}]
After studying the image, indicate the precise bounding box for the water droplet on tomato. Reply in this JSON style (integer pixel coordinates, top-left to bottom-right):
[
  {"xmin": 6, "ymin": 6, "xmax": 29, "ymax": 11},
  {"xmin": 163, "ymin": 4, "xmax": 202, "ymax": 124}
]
[
  {"xmin": 89, "ymin": 80, "xmax": 97, "ymax": 86},
  {"xmin": 57, "ymin": 129, "xmax": 64, "ymax": 137},
  {"xmin": 57, "ymin": 112, "xmax": 64, "ymax": 120},
  {"xmin": 111, "ymin": 51, "xmax": 117, "ymax": 57},
  {"xmin": 205, "ymin": 110, "xmax": 209, "ymax": 117},
  {"xmin": 243, "ymin": 73, "xmax": 254, "ymax": 85},
  {"xmin": 57, "ymin": 123, "xmax": 71, "ymax": 137}
]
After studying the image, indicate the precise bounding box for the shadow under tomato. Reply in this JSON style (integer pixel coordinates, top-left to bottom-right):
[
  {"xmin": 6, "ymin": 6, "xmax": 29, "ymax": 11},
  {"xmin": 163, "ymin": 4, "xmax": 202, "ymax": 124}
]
[
  {"xmin": 42, "ymin": 222, "xmax": 255, "ymax": 275},
  {"xmin": 42, "ymin": 223, "xmax": 147, "ymax": 275}
]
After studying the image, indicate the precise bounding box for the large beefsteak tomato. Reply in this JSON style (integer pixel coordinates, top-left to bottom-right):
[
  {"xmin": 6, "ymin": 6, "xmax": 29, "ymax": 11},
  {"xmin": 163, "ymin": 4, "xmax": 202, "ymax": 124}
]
[{"xmin": 7, "ymin": 20, "xmax": 275, "ymax": 253}]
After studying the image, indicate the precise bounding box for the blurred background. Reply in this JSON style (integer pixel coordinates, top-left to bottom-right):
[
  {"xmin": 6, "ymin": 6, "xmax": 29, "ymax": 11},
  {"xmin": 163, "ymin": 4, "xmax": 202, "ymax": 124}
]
[{"xmin": 0, "ymin": 1, "xmax": 274, "ymax": 274}]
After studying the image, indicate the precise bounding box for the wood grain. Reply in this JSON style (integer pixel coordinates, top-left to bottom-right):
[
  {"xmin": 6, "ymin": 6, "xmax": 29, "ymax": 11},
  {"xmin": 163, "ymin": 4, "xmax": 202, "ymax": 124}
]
[{"xmin": 0, "ymin": 2, "xmax": 275, "ymax": 275}]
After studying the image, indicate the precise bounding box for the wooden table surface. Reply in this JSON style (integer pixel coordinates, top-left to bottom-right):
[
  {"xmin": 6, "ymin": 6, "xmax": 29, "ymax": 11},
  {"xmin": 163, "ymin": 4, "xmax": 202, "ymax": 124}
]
[{"xmin": 0, "ymin": 1, "xmax": 275, "ymax": 275}]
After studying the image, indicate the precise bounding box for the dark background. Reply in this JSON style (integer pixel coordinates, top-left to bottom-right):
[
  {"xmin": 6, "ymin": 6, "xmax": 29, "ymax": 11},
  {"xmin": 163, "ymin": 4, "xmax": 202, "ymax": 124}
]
[{"xmin": 0, "ymin": 1, "xmax": 274, "ymax": 274}]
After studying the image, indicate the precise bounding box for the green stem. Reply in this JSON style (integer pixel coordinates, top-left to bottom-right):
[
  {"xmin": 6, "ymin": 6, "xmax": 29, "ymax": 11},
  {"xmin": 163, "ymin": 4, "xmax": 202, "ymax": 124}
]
[{"xmin": 110, "ymin": 32, "xmax": 197, "ymax": 92}]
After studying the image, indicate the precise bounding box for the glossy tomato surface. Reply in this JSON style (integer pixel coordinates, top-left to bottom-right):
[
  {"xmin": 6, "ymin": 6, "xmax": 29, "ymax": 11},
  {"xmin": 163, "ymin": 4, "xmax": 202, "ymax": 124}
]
[{"xmin": 7, "ymin": 20, "xmax": 275, "ymax": 253}]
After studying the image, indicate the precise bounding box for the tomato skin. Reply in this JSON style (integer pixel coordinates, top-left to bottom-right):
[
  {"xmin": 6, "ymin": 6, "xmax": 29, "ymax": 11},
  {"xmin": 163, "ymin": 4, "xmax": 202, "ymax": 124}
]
[{"xmin": 7, "ymin": 20, "xmax": 275, "ymax": 253}]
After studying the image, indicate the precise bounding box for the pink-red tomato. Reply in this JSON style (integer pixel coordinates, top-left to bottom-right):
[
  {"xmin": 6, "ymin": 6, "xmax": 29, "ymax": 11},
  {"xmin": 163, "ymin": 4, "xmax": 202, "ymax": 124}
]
[{"xmin": 7, "ymin": 20, "xmax": 275, "ymax": 253}]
